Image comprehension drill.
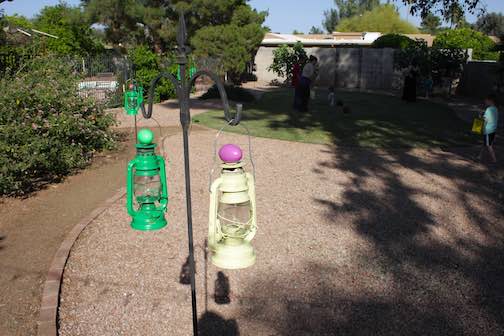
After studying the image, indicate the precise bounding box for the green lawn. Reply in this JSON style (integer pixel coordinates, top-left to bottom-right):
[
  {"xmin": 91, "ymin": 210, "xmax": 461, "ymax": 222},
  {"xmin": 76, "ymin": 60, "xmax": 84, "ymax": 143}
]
[{"xmin": 193, "ymin": 89, "xmax": 475, "ymax": 148}]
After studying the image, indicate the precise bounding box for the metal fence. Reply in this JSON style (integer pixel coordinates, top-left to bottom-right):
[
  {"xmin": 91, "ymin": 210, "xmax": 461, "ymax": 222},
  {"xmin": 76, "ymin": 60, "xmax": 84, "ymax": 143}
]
[{"xmin": 74, "ymin": 54, "xmax": 132, "ymax": 107}]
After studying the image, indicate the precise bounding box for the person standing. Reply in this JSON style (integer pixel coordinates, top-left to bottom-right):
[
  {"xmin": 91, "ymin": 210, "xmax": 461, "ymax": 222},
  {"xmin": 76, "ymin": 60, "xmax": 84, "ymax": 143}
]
[
  {"xmin": 479, "ymin": 93, "xmax": 499, "ymax": 163},
  {"xmin": 296, "ymin": 55, "xmax": 318, "ymax": 112},
  {"xmin": 402, "ymin": 64, "xmax": 418, "ymax": 102}
]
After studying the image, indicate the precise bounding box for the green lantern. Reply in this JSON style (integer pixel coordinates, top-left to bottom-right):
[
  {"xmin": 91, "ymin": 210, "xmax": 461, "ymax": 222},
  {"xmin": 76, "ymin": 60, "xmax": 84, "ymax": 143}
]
[
  {"xmin": 124, "ymin": 81, "xmax": 144, "ymax": 116},
  {"xmin": 127, "ymin": 129, "xmax": 168, "ymax": 231}
]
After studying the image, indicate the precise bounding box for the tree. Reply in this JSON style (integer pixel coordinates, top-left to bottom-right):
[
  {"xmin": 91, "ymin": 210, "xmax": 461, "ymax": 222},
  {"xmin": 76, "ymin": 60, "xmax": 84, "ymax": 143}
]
[
  {"xmin": 0, "ymin": 9, "xmax": 6, "ymax": 45},
  {"xmin": 400, "ymin": 0, "xmax": 481, "ymax": 20},
  {"xmin": 443, "ymin": 2, "xmax": 469, "ymax": 28},
  {"xmin": 84, "ymin": 0, "xmax": 172, "ymax": 53},
  {"xmin": 309, "ymin": 26, "xmax": 324, "ymax": 34},
  {"xmin": 434, "ymin": 28, "xmax": 498, "ymax": 60},
  {"xmin": 475, "ymin": 12, "xmax": 504, "ymax": 37},
  {"xmin": 34, "ymin": 3, "xmax": 102, "ymax": 56},
  {"xmin": 333, "ymin": 0, "xmax": 380, "ymax": 19},
  {"xmin": 191, "ymin": 4, "xmax": 266, "ymax": 82},
  {"xmin": 420, "ymin": 12, "xmax": 441, "ymax": 34},
  {"xmin": 323, "ymin": 8, "xmax": 339, "ymax": 33},
  {"xmin": 292, "ymin": 30, "xmax": 303, "ymax": 35},
  {"xmin": 336, "ymin": 5, "xmax": 419, "ymax": 34}
]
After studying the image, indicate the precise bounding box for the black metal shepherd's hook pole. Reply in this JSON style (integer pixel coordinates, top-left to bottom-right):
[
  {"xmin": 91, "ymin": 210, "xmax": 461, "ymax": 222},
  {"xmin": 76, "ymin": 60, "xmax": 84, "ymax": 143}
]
[{"xmin": 142, "ymin": 12, "xmax": 240, "ymax": 336}]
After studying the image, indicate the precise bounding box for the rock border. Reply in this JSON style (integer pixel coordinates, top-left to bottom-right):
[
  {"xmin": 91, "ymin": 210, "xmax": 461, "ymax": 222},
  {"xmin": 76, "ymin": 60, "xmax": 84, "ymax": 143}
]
[{"xmin": 36, "ymin": 188, "xmax": 126, "ymax": 336}]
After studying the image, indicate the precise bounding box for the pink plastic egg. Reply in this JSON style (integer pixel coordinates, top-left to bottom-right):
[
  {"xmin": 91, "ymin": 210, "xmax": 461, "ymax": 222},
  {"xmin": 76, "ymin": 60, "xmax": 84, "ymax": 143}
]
[{"xmin": 219, "ymin": 144, "xmax": 243, "ymax": 163}]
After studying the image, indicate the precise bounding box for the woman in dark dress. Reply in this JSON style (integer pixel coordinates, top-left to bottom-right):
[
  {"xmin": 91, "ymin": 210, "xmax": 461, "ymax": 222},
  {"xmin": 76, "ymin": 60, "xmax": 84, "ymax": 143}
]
[{"xmin": 402, "ymin": 65, "xmax": 418, "ymax": 102}]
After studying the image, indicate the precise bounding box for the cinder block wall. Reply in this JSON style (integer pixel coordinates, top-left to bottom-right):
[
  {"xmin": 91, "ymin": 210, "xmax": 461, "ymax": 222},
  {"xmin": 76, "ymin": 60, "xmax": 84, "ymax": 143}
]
[{"xmin": 253, "ymin": 46, "xmax": 394, "ymax": 90}]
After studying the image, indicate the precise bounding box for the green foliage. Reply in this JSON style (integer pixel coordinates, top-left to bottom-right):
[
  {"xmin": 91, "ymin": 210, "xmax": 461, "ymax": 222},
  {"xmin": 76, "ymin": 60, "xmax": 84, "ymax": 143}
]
[
  {"xmin": 84, "ymin": 0, "xmax": 151, "ymax": 49},
  {"xmin": 0, "ymin": 55, "xmax": 115, "ymax": 196},
  {"xmin": 394, "ymin": 39, "xmax": 431, "ymax": 75},
  {"xmin": 335, "ymin": 0, "xmax": 380, "ymax": 19},
  {"xmin": 403, "ymin": 0, "xmax": 481, "ymax": 20},
  {"xmin": 0, "ymin": 45, "xmax": 32, "ymax": 75},
  {"xmin": 443, "ymin": 3, "xmax": 467, "ymax": 28},
  {"xmin": 127, "ymin": 45, "xmax": 177, "ymax": 102},
  {"xmin": 430, "ymin": 48, "xmax": 467, "ymax": 78},
  {"xmin": 323, "ymin": 8, "xmax": 339, "ymax": 33},
  {"xmin": 191, "ymin": 4, "xmax": 266, "ymax": 81},
  {"xmin": 268, "ymin": 42, "xmax": 308, "ymax": 81},
  {"xmin": 393, "ymin": 39, "xmax": 467, "ymax": 82},
  {"xmin": 372, "ymin": 34, "xmax": 417, "ymax": 49},
  {"xmin": 475, "ymin": 12, "xmax": 504, "ymax": 37},
  {"xmin": 199, "ymin": 84, "xmax": 255, "ymax": 102},
  {"xmin": 336, "ymin": 5, "xmax": 419, "ymax": 34},
  {"xmin": 84, "ymin": 0, "xmax": 267, "ymax": 55},
  {"xmin": 420, "ymin": 12, "xmax": 442, "ymax": 34},
  {"xmin": 5, "ymin": 14, "xmax": 34, "ymax": 29},
  {"xmin": 34, "ymin": 3, "xmax": 103, "ymax": 56},
  {"xmin": 433, "ymin": 28, "xmax": 498, "ymax": 60},
  {"xmin": 0, "ymin": 10, "xmax": 5, "ymax": 45},
  {"xmin": 309, "ymin": 26, "xmax": 324, "ymax": 34}
]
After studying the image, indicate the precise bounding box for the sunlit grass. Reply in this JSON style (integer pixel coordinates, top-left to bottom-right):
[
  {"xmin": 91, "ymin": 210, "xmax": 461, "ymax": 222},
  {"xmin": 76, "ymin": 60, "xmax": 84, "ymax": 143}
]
[{"xmin": 193, "ymin": 89, "xmax": 474, "ymax": 148}]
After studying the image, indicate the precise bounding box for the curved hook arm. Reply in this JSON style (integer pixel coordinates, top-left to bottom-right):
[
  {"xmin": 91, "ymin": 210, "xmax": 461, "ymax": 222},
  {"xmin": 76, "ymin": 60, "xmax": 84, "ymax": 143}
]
[
  {"xmin": 190, "ymin": 70, "xmax": 241, "ymax": 126},
  {"xmin": 143, "ymin": 72, "xmax": 181, "ymax": 119}
]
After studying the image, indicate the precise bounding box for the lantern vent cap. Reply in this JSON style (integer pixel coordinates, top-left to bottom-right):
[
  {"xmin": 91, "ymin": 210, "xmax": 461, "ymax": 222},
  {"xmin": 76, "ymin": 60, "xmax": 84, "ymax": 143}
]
[
  {"xmin": 219, "ymin": 144, "xmax": 242, "ymax": 163},
  {"xmin": 138, "ymin": 128, "xmax": 154, "ymax": 145}
]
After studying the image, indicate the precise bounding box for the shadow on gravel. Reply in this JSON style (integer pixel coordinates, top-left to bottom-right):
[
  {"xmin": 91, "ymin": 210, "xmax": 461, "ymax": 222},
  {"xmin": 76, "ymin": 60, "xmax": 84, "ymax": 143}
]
[
  {"xmin": 230, "ymin": 89, "xmax": 503, "ymax": 334},
  {"xmin": 199, "ymin": 311, "xmax": 239, "ymax": 336},
  {"xmin": 239, "ymin": 264, "xmax": 466, "ymax": 336},
  {"xmin": 307, "ymin": 143, "xmax": 504, "ymax": 335}
]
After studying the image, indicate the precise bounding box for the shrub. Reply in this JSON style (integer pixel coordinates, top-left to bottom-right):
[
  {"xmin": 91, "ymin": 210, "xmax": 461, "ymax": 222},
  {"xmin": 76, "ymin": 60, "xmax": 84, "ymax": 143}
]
[
  {"xmin": 0, "ymin": 55, "xmax": 116, "ymax": 196},
  {"xmin": 372, "ymin": 34, "xmax": 417, "ymax": 49},
  {"xmin": 433, "ymin": 28, "xmax": 498, "ymax": 61},
  {"xmin": 200, "ymin": 84, "xmax": 255, "ymax": 103},
  {"xmin": 268, "ymin": 42, "xmax": 307, "ymax": 83},
  {"xmin": 128, "ymin": 45, "xmax": 178, "ymax": 103}
]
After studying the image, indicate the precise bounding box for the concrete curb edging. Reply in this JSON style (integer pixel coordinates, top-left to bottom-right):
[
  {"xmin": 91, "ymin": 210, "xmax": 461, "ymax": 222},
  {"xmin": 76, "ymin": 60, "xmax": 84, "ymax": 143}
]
[{"xmin": 36, "ymin": 188, "xmax": 127, "ymax": 336}]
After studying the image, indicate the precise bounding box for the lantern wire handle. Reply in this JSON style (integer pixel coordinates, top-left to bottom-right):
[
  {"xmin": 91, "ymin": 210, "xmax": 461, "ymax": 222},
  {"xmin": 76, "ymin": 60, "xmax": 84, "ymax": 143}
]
[{"xmin": 208, "ymin": 117, "xmax": 256, "ymax": 192}]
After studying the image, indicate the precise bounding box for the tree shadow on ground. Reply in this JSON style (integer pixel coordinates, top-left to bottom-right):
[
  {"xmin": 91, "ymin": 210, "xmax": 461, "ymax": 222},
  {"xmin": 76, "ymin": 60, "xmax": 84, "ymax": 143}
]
[
  {"xmin": 240, "ymin": 263, "xmax": 471, "ymax": 336},
  {"xmin": 304, "ymin": 142, "xmax": 504, "ymax": 334},
  {"xmin": 233, "ymin": 89, "xmax": 503, "ymax": 334}
]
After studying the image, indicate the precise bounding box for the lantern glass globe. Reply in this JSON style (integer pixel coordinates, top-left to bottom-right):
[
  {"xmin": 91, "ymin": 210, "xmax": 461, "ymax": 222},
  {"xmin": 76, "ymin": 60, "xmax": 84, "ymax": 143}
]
[
  {"xmin": 134, "ymin": 175, "xmax": 161, "ymax": 203},
  {"xmin": 218, "ymin": 201, "xmax": 252, "ymax": 238}
]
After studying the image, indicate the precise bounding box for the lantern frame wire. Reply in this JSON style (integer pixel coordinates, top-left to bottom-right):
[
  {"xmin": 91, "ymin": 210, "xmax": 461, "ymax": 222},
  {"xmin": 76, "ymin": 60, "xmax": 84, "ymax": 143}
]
[{"xmin": 140, "ymin": 11, "xmax": 242, "ymax": 336}]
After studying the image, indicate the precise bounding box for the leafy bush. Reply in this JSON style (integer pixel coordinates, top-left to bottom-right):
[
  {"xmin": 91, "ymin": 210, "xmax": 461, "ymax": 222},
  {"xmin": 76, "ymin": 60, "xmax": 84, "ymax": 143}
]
[
  {"xmin": 200, "ymin": 84, "xmax": 255, "ymax": 103},
  {"xmin": 433, "ymin": 28, "xmax": 498, "ymax": 61},
  {"xmin": 268, "ymin": 42, "xmax": 307, "ymax": 82},
  {"xmin": 372, "ymin": 34, "xmax": 417, "ymax": 49},
  {"xmin": 128, "ymin": 45, "xmax": 178, "ymax": 102},
  {"xmin": 0, "ymin": 55, "xmax": 116, "ymax": 196}
]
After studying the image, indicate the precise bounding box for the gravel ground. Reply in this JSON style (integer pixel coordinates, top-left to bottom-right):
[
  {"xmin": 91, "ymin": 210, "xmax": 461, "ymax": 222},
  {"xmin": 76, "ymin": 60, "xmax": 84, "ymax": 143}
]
[{"xmin": 59, "ymin": 129, "xmax": 504, "ymax": 336}]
